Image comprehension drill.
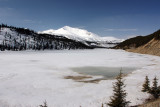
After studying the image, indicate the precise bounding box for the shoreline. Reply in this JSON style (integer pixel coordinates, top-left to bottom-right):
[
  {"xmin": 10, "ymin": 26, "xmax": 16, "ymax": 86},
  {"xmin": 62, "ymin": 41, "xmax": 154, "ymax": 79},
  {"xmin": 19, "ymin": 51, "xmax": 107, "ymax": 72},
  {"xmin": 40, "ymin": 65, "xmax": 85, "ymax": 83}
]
[{"xmin": 126, "ymin": 49, "xmax": 160, "ymax": 57}]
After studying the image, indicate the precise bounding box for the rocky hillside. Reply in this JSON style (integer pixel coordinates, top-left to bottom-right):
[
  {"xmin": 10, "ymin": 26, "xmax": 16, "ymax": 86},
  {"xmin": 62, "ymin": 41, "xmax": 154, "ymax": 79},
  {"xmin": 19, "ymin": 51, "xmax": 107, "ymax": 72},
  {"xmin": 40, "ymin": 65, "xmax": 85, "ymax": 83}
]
[{"xmin": 114, "ymin": 29, "xmax": 160, "ymax": 56}]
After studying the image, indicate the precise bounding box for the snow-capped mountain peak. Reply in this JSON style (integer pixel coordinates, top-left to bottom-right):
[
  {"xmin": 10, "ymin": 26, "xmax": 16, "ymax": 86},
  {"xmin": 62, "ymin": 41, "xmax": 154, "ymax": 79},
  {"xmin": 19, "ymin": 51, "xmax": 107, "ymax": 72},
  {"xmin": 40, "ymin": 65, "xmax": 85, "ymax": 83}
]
[
  {"xmin": 39, "ymin": 26, "xmax": 123, "ymax": 43},
  {"xmin": 39, "ymin": 26, "xmax": 124, "ymax": 47},
  {"xmin": 41, "ymin": 26, "xmax": 100, "ymax": 41}
]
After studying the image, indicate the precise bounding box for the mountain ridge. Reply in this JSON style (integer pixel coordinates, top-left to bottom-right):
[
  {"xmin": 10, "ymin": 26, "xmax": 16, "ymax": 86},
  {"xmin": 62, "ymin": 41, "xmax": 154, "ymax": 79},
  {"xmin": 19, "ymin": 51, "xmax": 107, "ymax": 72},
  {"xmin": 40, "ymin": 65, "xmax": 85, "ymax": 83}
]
[
  {"xmin": 0, "ymin": 24, "xmax": 93, "ymax": 51},
  {"xmin": 39, "ymin": 26, "xmax": 123, "ymax": 44},
  {"xmin": 114, "ymin": 29, "xmax": 160, "ymax": 56}
]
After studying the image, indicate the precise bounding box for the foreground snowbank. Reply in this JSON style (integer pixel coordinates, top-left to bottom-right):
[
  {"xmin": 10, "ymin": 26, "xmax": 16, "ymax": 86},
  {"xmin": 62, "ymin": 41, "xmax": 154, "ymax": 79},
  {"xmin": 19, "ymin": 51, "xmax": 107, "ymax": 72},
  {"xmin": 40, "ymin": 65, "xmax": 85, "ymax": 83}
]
[{"xmin": 0, "ymin": 49, "xmax": 159, "ymax": 107}]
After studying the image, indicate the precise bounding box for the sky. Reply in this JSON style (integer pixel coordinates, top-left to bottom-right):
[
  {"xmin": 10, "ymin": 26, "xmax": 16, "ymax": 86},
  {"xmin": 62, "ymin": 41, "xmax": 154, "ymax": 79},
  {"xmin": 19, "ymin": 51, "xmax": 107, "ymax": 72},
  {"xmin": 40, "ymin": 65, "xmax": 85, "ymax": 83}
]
[{"xmin": 0, "ymin": 0, "xmax": 160, "ymax": 39}]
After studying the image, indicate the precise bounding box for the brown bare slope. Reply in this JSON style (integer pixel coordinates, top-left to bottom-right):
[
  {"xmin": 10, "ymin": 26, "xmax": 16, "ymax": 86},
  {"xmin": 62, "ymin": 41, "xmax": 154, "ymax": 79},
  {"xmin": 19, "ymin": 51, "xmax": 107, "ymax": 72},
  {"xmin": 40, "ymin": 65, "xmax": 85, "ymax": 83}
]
[
  {"xmin": 127, "ymin": 38, "xmax": 160, "ymax": 56},
  {"xmin": 114, "ymin": 30, "xmax": 160, "ymax": 56}
]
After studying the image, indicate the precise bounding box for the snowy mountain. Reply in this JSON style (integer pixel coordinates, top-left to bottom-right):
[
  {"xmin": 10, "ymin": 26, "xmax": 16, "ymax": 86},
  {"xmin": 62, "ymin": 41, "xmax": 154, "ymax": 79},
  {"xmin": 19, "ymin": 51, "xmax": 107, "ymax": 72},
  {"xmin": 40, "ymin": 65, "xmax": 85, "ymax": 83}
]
[
  {"xmin": 0, "ymin": 24, "xmax": 93, "ymax": 51},
  {"xmin": 39, "ymin": 26, "xmax": 123, "ymax": 47},
  {"xmin": 0, "ymin": 24, "xmax": 123, "ymax": 51}
]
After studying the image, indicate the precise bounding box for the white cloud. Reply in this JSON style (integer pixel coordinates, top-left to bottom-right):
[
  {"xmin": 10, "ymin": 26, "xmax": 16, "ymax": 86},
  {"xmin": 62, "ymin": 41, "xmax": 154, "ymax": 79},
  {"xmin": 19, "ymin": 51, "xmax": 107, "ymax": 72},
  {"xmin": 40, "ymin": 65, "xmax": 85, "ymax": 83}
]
[
  {"xmin": 104, "ymin": 28, "xmax": 138, "ymax": 32},
  {"xmin": 6, "ymin": 7, "xmax": 14, "ymax": 10}
]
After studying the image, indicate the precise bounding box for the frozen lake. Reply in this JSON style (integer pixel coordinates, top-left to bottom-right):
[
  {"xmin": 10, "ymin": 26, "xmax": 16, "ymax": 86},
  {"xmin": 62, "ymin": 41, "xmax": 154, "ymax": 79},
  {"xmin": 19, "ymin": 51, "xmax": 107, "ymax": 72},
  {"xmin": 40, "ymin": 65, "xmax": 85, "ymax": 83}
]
[
  {"xmin": 0, "ymin": 49, "xmax": 160, "ymax": 107},
  {"xmin": 71, "ymin": 66, "xmax": 137, "ymax": 79}
]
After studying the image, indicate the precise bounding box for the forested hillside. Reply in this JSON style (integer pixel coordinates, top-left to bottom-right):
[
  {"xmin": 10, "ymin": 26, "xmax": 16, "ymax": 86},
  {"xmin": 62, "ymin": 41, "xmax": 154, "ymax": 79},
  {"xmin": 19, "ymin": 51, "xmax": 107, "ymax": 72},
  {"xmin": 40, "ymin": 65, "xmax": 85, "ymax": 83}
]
[
  {"xmin": 114, "ymin": 29, "xmax": 160, "ymax": 56},
  {"xmin": 0, "ymin": 24, "xmax": 93, "ymax": 51},
  {"xmin": 114, "ymin": 29, "xmax": 160, "ymax": 50}
]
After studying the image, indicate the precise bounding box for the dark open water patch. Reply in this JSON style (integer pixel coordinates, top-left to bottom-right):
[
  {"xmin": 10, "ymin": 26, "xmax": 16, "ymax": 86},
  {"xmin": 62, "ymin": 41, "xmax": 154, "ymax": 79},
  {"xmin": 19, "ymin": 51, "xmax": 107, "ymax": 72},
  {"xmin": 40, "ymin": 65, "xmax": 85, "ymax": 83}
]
[{"xmin": 71, "ymin": 66, "xmax": 138, "ymax": 79}]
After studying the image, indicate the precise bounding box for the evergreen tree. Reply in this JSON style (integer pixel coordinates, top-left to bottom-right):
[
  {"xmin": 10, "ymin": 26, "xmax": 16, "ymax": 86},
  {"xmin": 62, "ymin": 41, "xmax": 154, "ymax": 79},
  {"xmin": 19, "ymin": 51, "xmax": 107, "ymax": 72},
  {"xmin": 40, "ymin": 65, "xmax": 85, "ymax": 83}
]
[
  {"xmin": 142, "ymin": 76, "xmax": 150, "ymax": 92},
  {"xmin": 108, "ymin": 71, "xmax": 130, "ymax": 107},
  {"xmin": 149, "ymin": 77, "xmax": 160, "ymax": 99},
  {"xmin": 39, "ymin": 101, "xmax": 48, "ymax": 107},
  {"xmin": 101, "ymin": 103, "xmax": 104, "ymax": 107}
]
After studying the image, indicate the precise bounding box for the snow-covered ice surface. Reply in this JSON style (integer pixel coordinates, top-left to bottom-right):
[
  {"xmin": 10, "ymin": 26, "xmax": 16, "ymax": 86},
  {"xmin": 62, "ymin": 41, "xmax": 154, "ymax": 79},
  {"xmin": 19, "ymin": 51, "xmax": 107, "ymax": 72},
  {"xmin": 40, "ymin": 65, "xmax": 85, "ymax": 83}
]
[{"xmin": 0, "ymin": 49, "xmax": 160, "ymax": 107}]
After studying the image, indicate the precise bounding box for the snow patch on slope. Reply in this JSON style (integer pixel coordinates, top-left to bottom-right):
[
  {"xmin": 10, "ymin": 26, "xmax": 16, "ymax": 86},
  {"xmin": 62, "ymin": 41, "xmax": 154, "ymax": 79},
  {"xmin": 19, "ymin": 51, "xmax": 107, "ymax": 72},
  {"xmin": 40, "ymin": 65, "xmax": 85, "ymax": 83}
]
[{"xmin": 0, "ymin": 27, "xmax": 35, "ymax": 46}]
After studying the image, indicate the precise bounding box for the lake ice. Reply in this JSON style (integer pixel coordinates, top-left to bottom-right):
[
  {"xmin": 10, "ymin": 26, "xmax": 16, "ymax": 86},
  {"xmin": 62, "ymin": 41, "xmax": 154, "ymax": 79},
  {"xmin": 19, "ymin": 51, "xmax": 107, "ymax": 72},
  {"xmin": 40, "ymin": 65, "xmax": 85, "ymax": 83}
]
[
  {"xmin": 0, "ymin": 49, "xmax": 160, "ymax": 107},
  {"xmin": 71, "ymin": 66, "xmax": 137, "ymax": 79}
]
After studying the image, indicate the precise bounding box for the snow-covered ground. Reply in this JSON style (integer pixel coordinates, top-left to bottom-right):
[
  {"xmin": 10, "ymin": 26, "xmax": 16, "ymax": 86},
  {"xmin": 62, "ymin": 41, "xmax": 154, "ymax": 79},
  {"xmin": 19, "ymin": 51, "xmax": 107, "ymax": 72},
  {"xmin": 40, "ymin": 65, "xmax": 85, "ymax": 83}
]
[{"xmin": 0, "ymin": 49, "xmax": 160, "ymax": 107}]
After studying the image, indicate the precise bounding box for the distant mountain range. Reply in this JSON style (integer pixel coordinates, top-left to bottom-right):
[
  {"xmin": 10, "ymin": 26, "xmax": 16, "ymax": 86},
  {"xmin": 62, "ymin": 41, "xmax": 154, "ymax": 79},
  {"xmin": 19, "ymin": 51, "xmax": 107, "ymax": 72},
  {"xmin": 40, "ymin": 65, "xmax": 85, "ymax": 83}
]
[
  {"xmin": 0, "ymin": 24, "xmax": 123, "ymax": 51},
  {"xmin": 1, "ymin": 24, "xmax": 159, "ymax": 56},
  {"xmin": 114, "ymin": 29, "xmax": 160, "ymax": 56}
]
